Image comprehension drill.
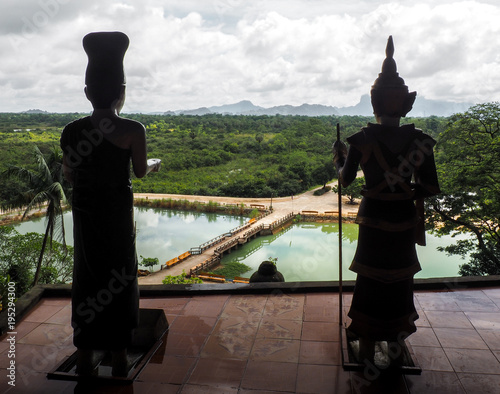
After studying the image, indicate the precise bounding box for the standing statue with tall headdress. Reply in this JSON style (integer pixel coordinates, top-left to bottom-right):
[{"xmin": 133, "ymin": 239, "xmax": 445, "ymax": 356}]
[
  {"xmin": 333, "ymin": 36, "xmax": 440, "ymax": 365},
  {"xmin": 60, "ymin": 32, "xmax": 161, "ymax": 377}
]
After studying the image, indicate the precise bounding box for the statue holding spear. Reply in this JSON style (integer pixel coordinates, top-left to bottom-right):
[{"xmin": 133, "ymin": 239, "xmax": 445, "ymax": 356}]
[{"xmin": 333, "ymin": 36, "xmax": 440, "ymax": 367}]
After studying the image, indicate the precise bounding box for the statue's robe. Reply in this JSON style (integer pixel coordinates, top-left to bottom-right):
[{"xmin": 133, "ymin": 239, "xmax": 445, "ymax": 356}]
[
  {"xmin": 61, "ymin": 117, "xmax": 139, "ymax": 350},
  {"xmin": 340, "ymin": 123, "xmax": 440, "ymax": 340}
]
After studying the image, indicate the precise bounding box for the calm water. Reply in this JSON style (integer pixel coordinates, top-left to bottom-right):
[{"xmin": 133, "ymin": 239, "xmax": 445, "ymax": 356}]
[
  {"xmin": 9, "ymin": 207, "xmax": 246, "ymax": 271},
  {"xmin": 8, "ymin": 207, "xmax": 466, "ymax": 280},
  {"xmin": 220, "ymin": 222, "xmax": 467, "ymax": 281}
]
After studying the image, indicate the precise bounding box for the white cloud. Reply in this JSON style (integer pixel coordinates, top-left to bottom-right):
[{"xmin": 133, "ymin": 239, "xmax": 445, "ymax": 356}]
[{"xmin": 1, "ymin": 0, "xmax": 500, "ymax": 112}]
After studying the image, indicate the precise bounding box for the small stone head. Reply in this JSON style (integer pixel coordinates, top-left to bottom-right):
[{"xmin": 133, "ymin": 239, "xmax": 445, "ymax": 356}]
[{"xmin": 249, "ymin": 261, "xmax": 285, "ymax": 283}]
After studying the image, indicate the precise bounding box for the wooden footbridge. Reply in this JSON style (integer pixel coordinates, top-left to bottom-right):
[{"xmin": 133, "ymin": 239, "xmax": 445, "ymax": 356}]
[
  {"xmin": 137, "ymin": 209, "xmax": 298, "ymax": 284},
  {"xmin": 135, "ymin": 185, "xmax": 359, "ymax": 285},
  {"xmin": 169, "ymin": 211, "xmax": 293, "ymax": 268}
]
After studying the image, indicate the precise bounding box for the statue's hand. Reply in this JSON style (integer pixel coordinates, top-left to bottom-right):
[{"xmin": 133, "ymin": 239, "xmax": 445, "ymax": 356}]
[
  {"xmin": 332, "ymin": 141, "xmax": 347, "ymax": 167},
  {"xmin": 332, "ymin": 140, "xmax": 347, "ymax": 153}
]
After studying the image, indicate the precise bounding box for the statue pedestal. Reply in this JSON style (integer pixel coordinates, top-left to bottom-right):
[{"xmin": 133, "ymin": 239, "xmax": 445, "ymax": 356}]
[
  {"xmin": 340, "ymin": 324, "xmax": 421, "ymax": 375},
  {"xmin": 48, "ymin": 308, "xmax": 168, "ymax": 384}
]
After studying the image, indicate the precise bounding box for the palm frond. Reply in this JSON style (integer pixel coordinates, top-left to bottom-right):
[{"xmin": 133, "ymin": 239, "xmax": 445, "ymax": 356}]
[
  {"xmin": 2, "ymin": 165, "xmax": 41, "ymax": 188},
  {"xmin": 50, "ymin": 206, "xmax": 68, "ymax": 248},
  {"xmin": 22, "ymin": 190, "xmax": 52, "ymax": 219},
  {"xmin": 33, "ymin": 145, "xmax": 53, "ymax": 185},
  {"xmin": 3, "ymin": 143, "xmax": 71, "ymax": 287},
  {"xmin": 48, "ymin": 182, "xmax": 68, "ymax": 206}
]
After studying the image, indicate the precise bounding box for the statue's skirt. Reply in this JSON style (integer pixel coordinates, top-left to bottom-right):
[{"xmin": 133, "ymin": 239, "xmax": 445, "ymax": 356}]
[
  {"xmin": 347, "ymin": 224, "xmax": 419, "ymax": 341},
  {"xmin": 70, "ymin": 184, "xmax": 139, "ymax": 351}
]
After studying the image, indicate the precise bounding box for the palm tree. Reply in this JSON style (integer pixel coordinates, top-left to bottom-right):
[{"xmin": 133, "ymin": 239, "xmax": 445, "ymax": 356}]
[{"xmin": 2, "ymin": 145, "xmax": 71, "ymax": 286}]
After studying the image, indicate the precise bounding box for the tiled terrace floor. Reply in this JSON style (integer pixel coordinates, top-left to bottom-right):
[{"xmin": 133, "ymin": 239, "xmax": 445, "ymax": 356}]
[{"xmin": 2, "ymin": 287, "xmax": 500, "ymax": 393}]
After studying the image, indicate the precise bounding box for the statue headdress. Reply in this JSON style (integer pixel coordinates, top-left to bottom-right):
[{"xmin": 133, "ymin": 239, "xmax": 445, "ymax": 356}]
[
  {"xmin": 370, "ymin": 36, "xmax": 416, "ymax": 117},
  {"xmin": 83, "ymin": 31, "xmax": 129, "ymax": 87}
]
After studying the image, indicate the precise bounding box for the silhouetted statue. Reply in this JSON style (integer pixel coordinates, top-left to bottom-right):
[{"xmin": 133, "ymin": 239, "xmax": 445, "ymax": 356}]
[
  {"xmin": 249, "ymin": 261, "xmax": 285, "ymax": 282},
  {"xmin": 60, "ymin": 31, "xmax": 161, "ymax": 377},
  {"xmin": 333, "ymin": 36, "xmax": 440, "ymax": 365}
]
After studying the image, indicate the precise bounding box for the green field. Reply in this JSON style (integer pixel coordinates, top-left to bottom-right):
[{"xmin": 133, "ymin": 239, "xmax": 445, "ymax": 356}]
[{"xmin": 0, "ymin": 112, "xmax": 446, "ymax": 204}]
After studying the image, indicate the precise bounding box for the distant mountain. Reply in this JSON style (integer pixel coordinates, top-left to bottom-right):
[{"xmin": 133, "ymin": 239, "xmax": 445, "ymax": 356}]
[
  {"xmin": 169, "ymin": 100, "xmax": 339, "ymax": 116},
  {"xmin": 409, "ymin": 96, "xmax": 473, "ymax": 117},
  {"xmin": 177, "ymin": 107, "xmax": 213, "ymax": 116},
  {"xmin": 167, "ymin": 96, "xmax": 473, "ymax": 117},
  {"xmin": 258, "ymin": 103, "xmax": 339, "ymax": 116},
  {"xmin": 22, "ymin": 109, "xmax": 49, "ymax": 114},
  {"xmin": 338, "ymin": 95, "xmax": 373, "ymax": 116},
  {"xmin": 210, "ymin": 100, "xmax": 264, "ymax": 114},
  {"xmin": 341, "ymin": 95, "xmax": 473, "ymax": 117}
]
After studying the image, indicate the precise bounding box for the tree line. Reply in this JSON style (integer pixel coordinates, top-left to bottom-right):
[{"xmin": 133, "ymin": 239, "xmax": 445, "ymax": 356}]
[
  {"xmin": 0, "ymin": 106, "xmax": 499, "ymax": 300},
  {"xmin": 0, "ymin": 112, "xmax": 445, "ymax": 204}
]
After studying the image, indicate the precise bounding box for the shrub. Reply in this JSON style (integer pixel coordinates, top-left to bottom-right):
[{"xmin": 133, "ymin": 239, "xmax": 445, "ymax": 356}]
[
  {"xmin": 250, "ymin": 208, "xmax": 260, "ymax": 219},
  {"xmin": 209, "ymin": 261, "xmax": 252, "ymax": 279},
  {"xmin": 313, "ymin": 186, "xmax": 332, "ymax": 196},
  {"xmin": 162, "ymin": 270, "xmax": 203, "ymax": 284}
]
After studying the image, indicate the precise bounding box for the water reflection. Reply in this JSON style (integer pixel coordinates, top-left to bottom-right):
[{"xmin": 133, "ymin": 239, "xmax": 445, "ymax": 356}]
[
  {"xmin": 221, "ymin": 222, "xmax": 465, "ymax": 281},
  {"xmin": 10, "ymin": 208, "xmax": 246, "ymax": 270},
  {"xmin": 134, "ymin": 208, "xmax": 246, "ymax": 270},
  {"xmin": 222, "ymin": 223, "xmax": 358, "ymax": 282},
  {"xmin": 8, "ymin": 209, "xmax": 466, "ymax": 280}
]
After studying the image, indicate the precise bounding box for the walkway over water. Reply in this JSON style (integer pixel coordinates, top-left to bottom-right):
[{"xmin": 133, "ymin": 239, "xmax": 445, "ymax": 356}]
[{"xmin": 137, "ymin": 183, "xmax": 359, "ymax": 284}]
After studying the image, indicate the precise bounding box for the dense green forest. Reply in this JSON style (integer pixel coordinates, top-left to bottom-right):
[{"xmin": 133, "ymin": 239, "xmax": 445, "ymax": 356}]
[
  {"xmin": 1, "ymin": 106, "xmax": 499, "ymax": 298},
  {"xmin": 0, "ymin": 112, "xmax": 445, "ymax": 205}
]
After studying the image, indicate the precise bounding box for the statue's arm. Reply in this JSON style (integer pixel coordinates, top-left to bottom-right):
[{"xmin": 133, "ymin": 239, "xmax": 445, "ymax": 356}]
[
  {"xmin": 62, "ymin": 153, "xmax": 74, "ymax": 184},
  {"xmin": 414, "ymin": 147, "xmax": 441, "ymax": 198},
  {"xmin": 334, "ymin": 142, "xmax": 361, "ymax": 187},
  {"xmin": 130, "ymin": 123, "xmax": 161, "ymax": 178}
]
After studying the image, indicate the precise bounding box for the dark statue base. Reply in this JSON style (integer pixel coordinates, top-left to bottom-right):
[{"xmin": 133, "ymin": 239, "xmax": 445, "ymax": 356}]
[
  {"xmin": 340, "ymin": 324, "xmax": 421, "ymax": 375},
  {"xmin": 47, "ymin": 309, "xmax": 169, "ymax": 384}
]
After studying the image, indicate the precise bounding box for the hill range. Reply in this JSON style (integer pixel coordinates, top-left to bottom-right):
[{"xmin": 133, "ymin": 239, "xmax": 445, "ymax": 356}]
[{"xmin": 165, "ymin": 95, "xmax": 472, "ymax": 117}]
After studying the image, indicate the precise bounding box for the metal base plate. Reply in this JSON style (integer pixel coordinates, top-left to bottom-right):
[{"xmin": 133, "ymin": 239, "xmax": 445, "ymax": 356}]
[{"xmin": 47, "ymin": 308, "xmax": 168, "ymax": 384}]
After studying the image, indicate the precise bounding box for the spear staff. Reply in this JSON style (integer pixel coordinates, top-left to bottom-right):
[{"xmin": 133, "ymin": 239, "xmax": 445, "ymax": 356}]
[{"xmin": 336, "ymin": 123, "xmax": 343, "ymax": 329}]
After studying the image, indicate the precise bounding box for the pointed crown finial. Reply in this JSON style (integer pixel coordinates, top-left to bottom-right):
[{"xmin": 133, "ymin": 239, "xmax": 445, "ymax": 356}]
[
  {"xmin": 386, "ymin": 35, "xmax": 394, "ymax": 59},
  {"xmin": 372, "ymin": 35, "xmax": 406, "ymax": 90},
  {"xmin": 370, "ymin": 36, "xmax": 417, "ymax": 118}
]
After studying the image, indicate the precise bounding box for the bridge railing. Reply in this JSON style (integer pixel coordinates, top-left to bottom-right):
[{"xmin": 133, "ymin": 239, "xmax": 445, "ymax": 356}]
[
  {"xmin": 268, "ymin": 212, "xmax": 295, "ymax": 231},
  {"xmin": 189, "ymin": 254, "xmax": 221, "ymax": 276},
  {"xmin": 189, "ymin": 213, "xmax": 269, "ymax": 255}
]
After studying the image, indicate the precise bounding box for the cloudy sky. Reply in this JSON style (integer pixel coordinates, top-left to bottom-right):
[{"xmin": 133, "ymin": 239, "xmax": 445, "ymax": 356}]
[{"xmin": 1, "ymin": 0, "xmax": 500, "ymax": 113}]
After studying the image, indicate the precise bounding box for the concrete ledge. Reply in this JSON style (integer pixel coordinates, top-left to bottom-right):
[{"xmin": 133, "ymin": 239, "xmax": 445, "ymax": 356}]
[
  {"xmin": 2, "ymin": 275, "xmax": 500, "ymax": 336},
  {"xmin": 39, "ymin": 275, "xmax": 500, "ymax": 297},
  {"xmin": 0, "ymin": 285, "xmax": 45, "ymax": 335},
  {"xmin": 414, "ymin": 275, "xmax": 500, "ymax": 290}
]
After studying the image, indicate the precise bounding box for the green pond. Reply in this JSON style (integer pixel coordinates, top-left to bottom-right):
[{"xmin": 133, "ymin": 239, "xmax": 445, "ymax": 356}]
[
  {"xmin": 220, "ymin": 221, "xmax": 467, "ymax": 281},
  {"xmin": 8, "ymin": 207, "xmax": 246, "ymax": 272},
  {"xmin": 8, "ymin": 207, "xmax": 467, "ymax": 280}
]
